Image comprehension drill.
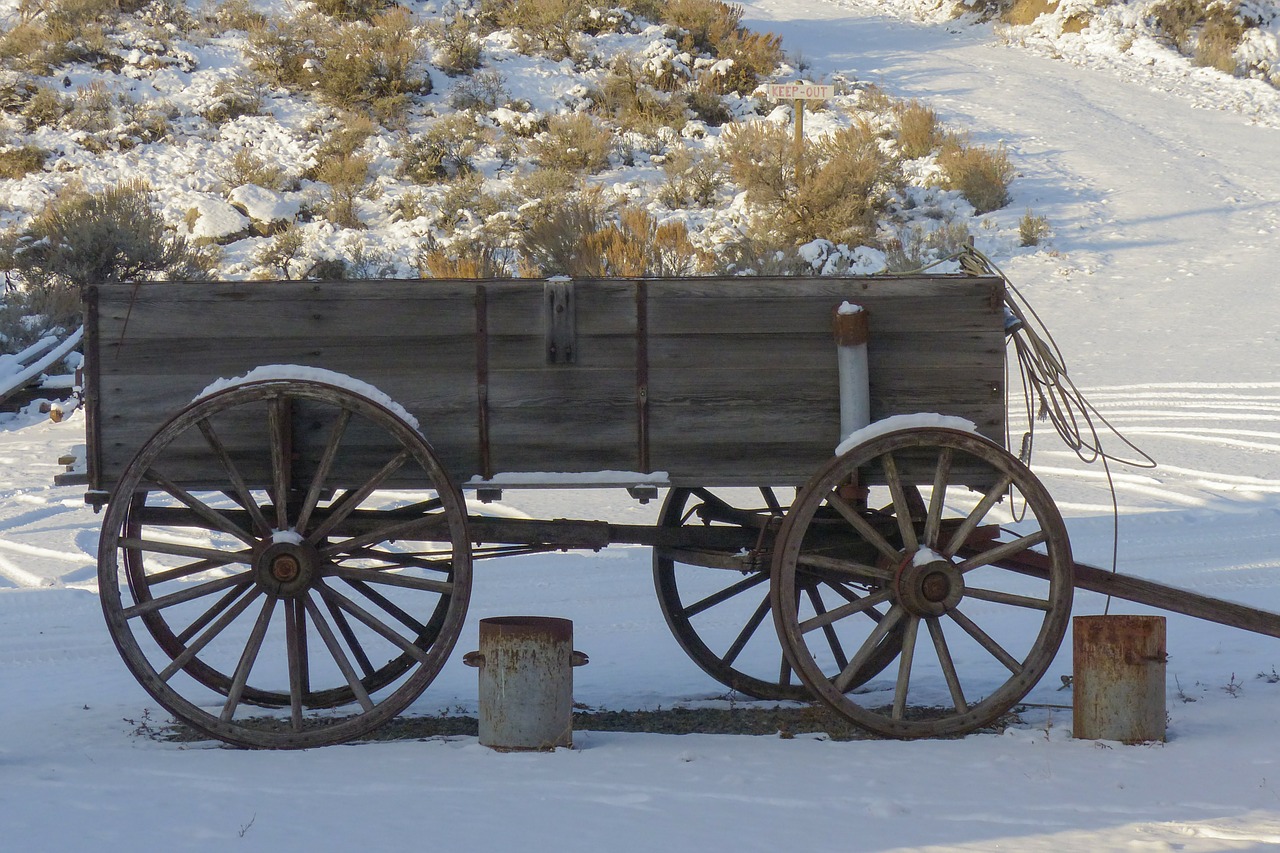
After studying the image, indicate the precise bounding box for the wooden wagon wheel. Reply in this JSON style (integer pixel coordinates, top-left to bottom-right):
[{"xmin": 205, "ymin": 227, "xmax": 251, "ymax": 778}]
[
  {"xmin": 654, "ymin": 486, "xmax": 902, "ymax": 700},
  {"xmin": 97, "ymin": 378, "xmax": 472, "ymax": 749},
  {"xmin": 771, "ymin": 426, "xmax": 1073, "ymax": 738}
]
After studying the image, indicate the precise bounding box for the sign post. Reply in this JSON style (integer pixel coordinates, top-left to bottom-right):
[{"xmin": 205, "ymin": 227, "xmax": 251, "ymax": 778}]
[{"xmin": 766, "ymin": 83, "xmax": 834, "ymax": 165}]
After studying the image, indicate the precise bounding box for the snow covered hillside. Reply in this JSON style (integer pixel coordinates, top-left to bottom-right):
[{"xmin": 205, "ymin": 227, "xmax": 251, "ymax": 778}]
[{"xmin": 3, "ymin": 0, "xmax": 1280, "ymax": 850}]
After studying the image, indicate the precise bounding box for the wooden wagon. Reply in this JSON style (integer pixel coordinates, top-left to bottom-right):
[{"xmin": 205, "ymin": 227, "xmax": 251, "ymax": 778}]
[{"xmin": 82, "ymin": 273, "xmax": 1256, "ymax": 749}]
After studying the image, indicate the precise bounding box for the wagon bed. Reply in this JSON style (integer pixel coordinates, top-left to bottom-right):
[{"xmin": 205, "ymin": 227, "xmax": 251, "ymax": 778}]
[{"xmin": 86, "ymin": 275, "xmax": 1005, "ymax": 495}]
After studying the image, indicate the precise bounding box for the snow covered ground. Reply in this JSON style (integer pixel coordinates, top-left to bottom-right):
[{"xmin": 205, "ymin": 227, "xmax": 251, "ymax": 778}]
[{"xmin": 4, "ymin": 0, "xmax": 1280, "ymax": 850}]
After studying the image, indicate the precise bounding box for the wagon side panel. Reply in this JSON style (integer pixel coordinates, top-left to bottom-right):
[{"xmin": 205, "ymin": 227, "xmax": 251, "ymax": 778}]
[
  {"xmin": 90, "ymin": 280, "xmax": 482, "ymax": 493},
  {"xmin": 645, "ymin": 276, "xmax": 1006, "ymax": 486},
  {"xmin": 482, "ymin": 280, "xmax": 640, "ymax": 477}
]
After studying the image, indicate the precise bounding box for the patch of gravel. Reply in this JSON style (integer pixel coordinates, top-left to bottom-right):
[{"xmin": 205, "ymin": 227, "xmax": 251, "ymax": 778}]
[{"xmin": 159, "ymin": 704, "xmax": 1019, "ymax": 745}]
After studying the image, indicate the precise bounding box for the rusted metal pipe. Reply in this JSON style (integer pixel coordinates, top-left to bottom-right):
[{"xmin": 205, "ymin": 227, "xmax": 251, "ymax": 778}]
[
  {"xmin": 463, "ymin": 616, "xmax": 588, "ymax": 751},
  {"xmin": 1073, "ymin": 615, "xmax": 1167, "ymax": 744},
  {"xmin": 834, "ymin": 303, "xmax": 870, "ymax": 441}
]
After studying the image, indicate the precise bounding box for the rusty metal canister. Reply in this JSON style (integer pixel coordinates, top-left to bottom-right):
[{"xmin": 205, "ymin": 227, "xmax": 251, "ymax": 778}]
[
  {"xmin": 464, "ymin": 616, "xmax": 587, "ymax": 751},
  {"xmin": 1073, "ymin": 614, "xmax": 1167, "ymax": 743}
]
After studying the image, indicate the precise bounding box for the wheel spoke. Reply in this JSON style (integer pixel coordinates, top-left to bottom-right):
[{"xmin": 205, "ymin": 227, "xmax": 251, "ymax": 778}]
[
  {"xmin": 197, "ymin": 418, "xmax": 272, "ymax": 537},
  {"xmin": 834, "ymin": 604, "xmax": 904, "ymax": 693},
  {"xmin": 295, "ymin": 408, "xmax": 352, "ymax": 536},
  {"xmin": 174, "ymin": 581, "xmax": 253, "ymax": 644},
  {"xmin": 147, "ymin": 557, "xmax": 235, "ymax": 588},
  {"xmin": 825, "ymin": 491, "xmax": 901, "ymax": 564},
  {"xmin": 806, "ymin": 585, "xmax": 849, "ymax": 671},
  {"xmin": 943, "ymin": 473, "xmax": 1015, "ymax": 558},
  {"xmin": 303, "ymin": 594, "xmax": 375, "ymax": 712},
  {"xmin": 892, "ymin": 615, "xmax": 921, "ymax": 721},
  {"xmin": 341, "ymin": 578, "xmax": 428, "ymax": 636},
  {"xmin": 325, "ymin": 564, "xmax": 454, "ymax": 596},
  {"xmin": 319, "ymin": 511, "xmax": 452, "ymax": 558},
  {"xmin": 796, "ymin": 553, "xmax": 894, "ymax": 582},
  {"xmin": 122, "ymin": 570, "xmax": 255, "ymax": 619},
  {"xmin": 269, "ymin": 396, "xmax": 292, "ymax": 531},
  {"xmin": 220, "ymin": 595, "xmax": 278, "ymax": 723},
  {"xmin": 923, "ymin": 448, "xmax": 953, "ymax": 549},
  {"xmin": 318, "ymin": 583, "xmax": 434, "ymax": 666},
  {"xmin": 800, "ymin": 587, "xmax": 893, "ymax": 634},
  {"xmin": 145, "ymin": 469, "xmax": 256, "ymax": 546},
  {"xmin": 681, "ymin": 571, "xmax": 769, "ymax": 618},
  {"xmin": 158, "ymin": 587, "xmax": 262, "ymax": 682},
  {"xmin": 306, "ymin": 450, "xmax": 413, "ymax": 545},
  {"xmin": 948, "ymin": 607, "xmax": 1022, "ymax": 674},
  {"xmin": 721, "ymin": 591, "xmax": 772, "ymax": 667},
  {"xmin": 964, "ymin": 586, "xmax": 1051, "ymax": 611},
  {"xmin": 119, "ymin": 536, "xmax": 252, "ymax": 567},
  {"xmin": 285, "ymin": 599, "xmax": 305, "ymax": 731},
  {"xmin": 956, "ymin": 530, "xmax": 1048, "ymax": 573},
  {"xmin": 881, "ymin": 453, "xmax": 919, "ymax": 553},
  {"xmin": 338, "ymin": 547, "xmax": 455, "ymax": 573},
  {"xmin": 760, "ymin": 487, "xmax": 783, "ymax": 515},
  {"xmin": 927, "ymin": 616, "xmax": 968, "ymax": 713},
  {"xmin": 322, "ymin": 591, "xmax": 376, "ymax": 678}
]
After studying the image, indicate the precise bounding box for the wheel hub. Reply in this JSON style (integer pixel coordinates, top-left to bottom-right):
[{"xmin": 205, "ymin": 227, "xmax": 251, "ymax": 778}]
[
  {"xmin": 895, "ymin": 552, "xmax": 964, "ymax": 617},
  {"xmin": 255, "ymin": 539, "xmax": 320, "ymax": 598}
]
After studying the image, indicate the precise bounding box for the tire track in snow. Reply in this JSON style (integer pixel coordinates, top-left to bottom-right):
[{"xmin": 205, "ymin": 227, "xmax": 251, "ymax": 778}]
[{"xmin": 1006, "ymin": 383, "xmax": 1280, "ymax": 513}]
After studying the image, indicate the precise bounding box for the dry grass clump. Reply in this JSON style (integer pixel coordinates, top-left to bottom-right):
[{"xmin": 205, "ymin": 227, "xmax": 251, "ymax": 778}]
[
  {"xmin": 885, "ymin": 221, "xmax": 971, "ymax": 271},
  {"xmin": 21, "ymin": 86, "xmax": 72, "ymax": 131},
  {"xmin": 316, "ymin": 154, "xmax": 371, "ymax": 229},
  {"xmin": 418, "ymin": 239, "xmax": 513, "ymax": 278},
  {"xmin": 400, "ymin": 114, "xmax": 487, "ymax": 184},
  {"xmin": 895, "ymin": 99, "xmax": 942, "ymax": 159},
  {"xmin": 658, "ymin": 144, "xmax": 724, "ymax": 208},
  {"xmin": 512, "ymin": 167, "xmax": 585, "ymax": 204},
  {"xmin": 429, "ymin": 13, "xmax": 484, "ymax": 76},
  {"xmin": 721, "ymin": 118, "xmax": 898, "ymax": 246},
  {"xmin": 312, "ymin": 0, "xmax": 393, "ymax": 23},
  {"xmin": 529, "ymin": 113, "xmax": 615, "ymax": 173},
  {"xmin": 1194, "ymin": 12, "xmax": 1245, "ymax": 73},
  {"xmin": 714, "ymin": 29, "xmax": 785, "ymax": 94},
  {"xmin": 222, "ymin": 148, "xmax": 289, "ymax": 192},
  {"xmin": 248, "ymin": 8, "xmax": 430, "ymax": 123},
  {"xmin": 207, "ymin": 0, "xmax": 268, "ymax": 32},
  {"xmin": 591, "ymin": 55, "xmax": 688, "ymax": 133},
  {"xmin": 0, "ymin": 144, "xmax": 47, "ymax": 179},
  {"xmin": 518, "ymin": 190, "xmax": 706, "ymax": 276},
  {"xmin": 663, "ymin": 0, "xmax": 741, "ymax": 53},
  {"xmin": 1019, "ymin": 208, "xmax": 1051, "ymax": 246},
  {"xmin": 200, "ymin": 77, "xmax": 264, "ymax": 125},
  {"xmin": 937, "ymin": 137, "xmax": 1014, "ymax": 214},
  {"xmin": 435, "ymin": 172, "xmax": 505, "ymax": 232},
  {"xmin": 1152, "ymin": 0, "xmax": 1246, "ymax": 74},
  {"xmin": 15, "ymin": 81, "xmax": 169, "ymax": 151},
  {"xmin": 448, "ymin": 70, "xmax": 510, "ymax": 111},
  {"xmin": 660, "ymin": 0, "xmax": 784, "ymax": 94},
  {"xmin": 498, "ymin": 0, "xmax": 591, "ymax": 61},
  {"xmin": 0, "ymin": 180, "xmax": 213, "ymax": 344},
  {"xmin": 1000, "ymin": 0, "xmax": 1059, "ymax": 26},
  {"xmin": 585, "ymin": 205, "xmax": 708, "ymax": 276},
  {"xmin": 0, "ymin": 0, "xmax": 117, "ymax": 74}
]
